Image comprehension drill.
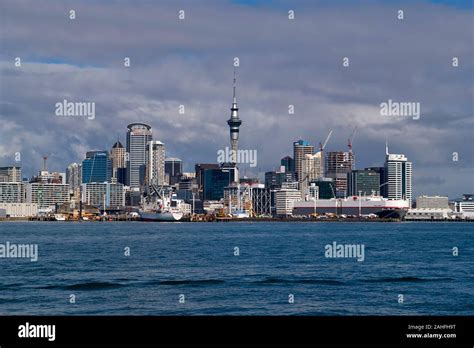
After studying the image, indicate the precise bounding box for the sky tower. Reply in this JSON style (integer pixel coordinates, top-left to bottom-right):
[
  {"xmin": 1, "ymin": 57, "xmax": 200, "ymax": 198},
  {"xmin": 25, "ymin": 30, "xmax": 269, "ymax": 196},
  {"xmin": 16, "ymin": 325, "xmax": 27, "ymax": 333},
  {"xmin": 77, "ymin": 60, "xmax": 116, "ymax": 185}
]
[{"xmin": 227, "ymin": 68, "xmax": 242, "ymax": 163}]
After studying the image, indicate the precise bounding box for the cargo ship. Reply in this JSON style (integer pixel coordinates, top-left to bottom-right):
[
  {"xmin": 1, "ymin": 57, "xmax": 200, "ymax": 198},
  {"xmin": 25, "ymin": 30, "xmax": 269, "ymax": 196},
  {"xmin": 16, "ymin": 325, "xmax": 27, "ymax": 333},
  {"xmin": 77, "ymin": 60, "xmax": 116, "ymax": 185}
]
[
  {"xmin": 293, "ymin": 196, "xmax": 410, "ymax": 218},
  {"xmin": 139, "ymin": 210, "xmax": 184, "ymax": 221},
  {"xmin": 139, "ymin": 186, "xmax": 190, "ymax": 221}
]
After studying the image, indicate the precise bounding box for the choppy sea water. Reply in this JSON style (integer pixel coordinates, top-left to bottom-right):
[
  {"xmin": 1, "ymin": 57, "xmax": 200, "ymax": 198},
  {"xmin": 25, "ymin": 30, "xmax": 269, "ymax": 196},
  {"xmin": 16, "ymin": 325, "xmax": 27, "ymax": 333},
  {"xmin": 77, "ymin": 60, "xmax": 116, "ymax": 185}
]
[{"xmin": 0, "ymin": 221, "xmax": 472, "ymax": 315}]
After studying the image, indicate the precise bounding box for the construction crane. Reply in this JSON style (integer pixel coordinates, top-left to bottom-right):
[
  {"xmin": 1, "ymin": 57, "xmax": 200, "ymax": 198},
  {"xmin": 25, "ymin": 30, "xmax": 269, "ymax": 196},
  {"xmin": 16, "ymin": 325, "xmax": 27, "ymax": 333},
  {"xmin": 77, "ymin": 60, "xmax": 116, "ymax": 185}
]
[
  {"xmin": 319, "ymin": 130, "xmax": 333, "ymax": 178},
  {"xmin": 319, "ymin": 130, "xmax": 333, "ymax": 153},
  {"xmin": 347, "ymin": 126, "xmax": 357, "ymax": 153},
  {"xmin": 347, "ymin": 126, "xmax": 357, "ymax": 168}
]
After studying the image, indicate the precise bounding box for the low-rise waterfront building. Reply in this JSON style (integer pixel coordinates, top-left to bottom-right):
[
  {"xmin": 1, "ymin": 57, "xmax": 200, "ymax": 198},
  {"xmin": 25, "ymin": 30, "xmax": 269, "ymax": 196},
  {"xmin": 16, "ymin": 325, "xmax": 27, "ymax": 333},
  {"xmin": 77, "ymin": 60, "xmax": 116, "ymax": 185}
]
[
  {"xmin": 405, "ymin": 208, "xmax": 454, "ymax": 220},
  {"xmin": 416, "ymin": 195, "xmax": 449, "ymax": 209},
  {"xmin": 0, "ymin": 202, "xmax": 38, "ymax": 217}
]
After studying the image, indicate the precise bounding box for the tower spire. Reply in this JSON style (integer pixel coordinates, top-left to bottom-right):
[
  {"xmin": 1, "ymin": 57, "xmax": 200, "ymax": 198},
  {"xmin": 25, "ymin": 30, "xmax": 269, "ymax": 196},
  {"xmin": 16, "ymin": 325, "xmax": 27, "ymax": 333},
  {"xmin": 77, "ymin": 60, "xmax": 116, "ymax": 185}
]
[
  {"xmin": 227, "ymin": 68, "xmax": 242, "ymax": 166},
  {"xmin": 233, "ymin": 67, "xmax": 237, "ymax": 105},
  {"xmin": 385, "ymin": 141, "xmax": 389, "ymax": 156}
]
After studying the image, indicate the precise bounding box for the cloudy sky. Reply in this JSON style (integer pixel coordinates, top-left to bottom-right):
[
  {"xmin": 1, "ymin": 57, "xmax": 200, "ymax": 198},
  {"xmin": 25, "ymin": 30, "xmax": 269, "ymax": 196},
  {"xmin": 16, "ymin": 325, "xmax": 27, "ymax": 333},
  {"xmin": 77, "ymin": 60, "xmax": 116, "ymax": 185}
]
[{"xmin": 0, "ymin": 0, "xmax": 472, "ymax": 198}]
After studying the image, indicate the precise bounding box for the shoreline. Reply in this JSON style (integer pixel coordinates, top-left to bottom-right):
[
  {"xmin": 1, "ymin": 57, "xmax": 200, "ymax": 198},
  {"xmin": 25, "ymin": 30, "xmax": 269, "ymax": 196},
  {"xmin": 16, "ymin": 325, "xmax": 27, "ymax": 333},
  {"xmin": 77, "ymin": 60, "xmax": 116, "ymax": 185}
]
[{"xmin": 1, "ymin": 217, "xmax": 473, "ymax": 223}]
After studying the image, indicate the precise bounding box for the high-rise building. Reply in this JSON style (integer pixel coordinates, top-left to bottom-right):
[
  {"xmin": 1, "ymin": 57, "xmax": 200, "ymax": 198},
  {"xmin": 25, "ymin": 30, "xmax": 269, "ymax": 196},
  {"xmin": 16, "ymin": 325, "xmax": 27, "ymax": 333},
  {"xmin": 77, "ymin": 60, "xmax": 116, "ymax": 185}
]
[
  {"xmin": 66, "ymin": 163, "xmax": 82, "ymax": 191},
  {"xmin": 195, "ymin": 163, "xmax": 220, "ymax": 198},
  {"xmin": 110, "ymin": 141, "xmax": 126, "ymax": 182},
  {"xmin": 302, "ymin": 152, "xmax": 323, "ymax": 182},
  {"xmin": 326, "ymin": 151, "xmax": 354, "ymax": 197},
  {"xmin": 265, "ymin": 168, "xmax": 294, "ymax": 189},
  {"xmin": 365, "ymin": 166, "xmax": 387, "ymax": 197},
  {"xmin": 202, "ymin": 167, "xmax": 236, "ymax": 201},
  {"xmin": 281, "ymin": 156, "xmax": 294, "ymax": 173},
  {"xmin": 147, "ymin": 140, "xmax": 166, "ymax": 186},
  {"xmin": 293, "ymin": 139, "xmax": 314, "ymax": 182},
  {"xmin": 227, "ymin": 70, "xmax": 242, "ymax": 165},
  {"xmin": 300, "ymin": 151, "xmax": 323, "ymax": 196},
  {"xmin": 126, "ymin": 123, "xmax": 152, "ymax": 189},
  {"xmin": 165, "ymin": 157, "xmax": 183, "ymax": 185},
  {"xmin": 82, "ymin": 151, "xmax": 112, "ymax": 184},
  {"xmin": 347, "ymin": 169, "xmax": 380, "ymax": 196},
  {"xmin": 384, "ymin": 145, "xmax": 412, "ymax": 202},
  {"xmin": 309, "ymin": 178, "xmax": 336, "ymax": 199},
  {"xmin": 81, "ymin": 182, "xmax": 125, "ymax": 209},
  {"xmin": 0, "ymin": 166, "xmax": 22, "ymax": 182},
  {"xmin": 265, "ymin": 171, "xmax": 278, "ymax": 189}
]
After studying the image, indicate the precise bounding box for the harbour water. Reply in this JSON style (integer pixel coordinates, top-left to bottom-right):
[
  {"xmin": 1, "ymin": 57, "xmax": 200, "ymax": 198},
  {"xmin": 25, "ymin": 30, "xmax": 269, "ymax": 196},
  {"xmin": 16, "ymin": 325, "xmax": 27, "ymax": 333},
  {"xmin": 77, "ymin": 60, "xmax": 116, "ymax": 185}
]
[{"xmin": 0, "ymin": 221, "xmax": 472, "ymax": 315}]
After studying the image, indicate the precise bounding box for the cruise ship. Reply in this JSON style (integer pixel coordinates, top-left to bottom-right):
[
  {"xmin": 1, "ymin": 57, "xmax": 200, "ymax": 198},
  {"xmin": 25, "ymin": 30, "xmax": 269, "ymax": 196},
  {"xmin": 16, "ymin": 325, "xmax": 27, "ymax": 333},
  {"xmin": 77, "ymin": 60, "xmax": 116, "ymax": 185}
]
[{"xmin": 293, "ymin": 195, "xmax": 410, "ymax": 218}]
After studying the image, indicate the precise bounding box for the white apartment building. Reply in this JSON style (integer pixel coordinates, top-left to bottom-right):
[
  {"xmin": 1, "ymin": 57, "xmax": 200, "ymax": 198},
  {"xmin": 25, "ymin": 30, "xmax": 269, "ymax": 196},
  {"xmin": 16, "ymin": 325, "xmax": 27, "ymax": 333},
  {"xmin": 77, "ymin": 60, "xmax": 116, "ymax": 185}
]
[{"xmin": 275, "ymin": 188, "xmax": 301, "ymax": 216}]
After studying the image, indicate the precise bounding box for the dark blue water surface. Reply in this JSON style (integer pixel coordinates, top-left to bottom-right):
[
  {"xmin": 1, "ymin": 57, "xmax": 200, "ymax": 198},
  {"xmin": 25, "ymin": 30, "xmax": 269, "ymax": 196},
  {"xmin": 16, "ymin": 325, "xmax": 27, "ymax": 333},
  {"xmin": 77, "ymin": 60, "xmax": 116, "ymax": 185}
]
[{"xmin": 0, "ymin": 221, "xmax": 472, "ymax": 315}]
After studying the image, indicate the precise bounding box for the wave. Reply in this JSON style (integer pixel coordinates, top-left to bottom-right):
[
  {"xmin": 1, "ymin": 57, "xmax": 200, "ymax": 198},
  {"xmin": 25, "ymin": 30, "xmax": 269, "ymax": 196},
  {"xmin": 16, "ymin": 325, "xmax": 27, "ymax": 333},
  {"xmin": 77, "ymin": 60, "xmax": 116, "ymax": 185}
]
[
  {"xmin": 0, "ymin": 283, "xmax": 24, "ymax": 290},
  {"xmin": 42, "ymin": 281, "xmax": 125, "ymax": 290},
  {"xmin": 361, "ymin": 276, "xmax": 454, "ymax": 283},
  {"xmin": 152, "ymin": 279, "xmax": 226, "ymax": 286},
  {"xmin": 254, "ymin": 278, "xmax": 345, "ymax": 285}
]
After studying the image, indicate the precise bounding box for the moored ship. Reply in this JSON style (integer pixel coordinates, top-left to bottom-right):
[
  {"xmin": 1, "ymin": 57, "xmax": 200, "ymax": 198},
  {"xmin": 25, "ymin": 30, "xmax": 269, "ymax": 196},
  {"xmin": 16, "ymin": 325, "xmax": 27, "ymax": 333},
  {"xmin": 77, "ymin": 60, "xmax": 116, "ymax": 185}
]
[
  {"xmin": 139, "ymin": 186, "xmax": 190, "ymax": 221},
  {"xmin": 293, "ymin": 195, "xmax": 410, "ymax": 218},
  {"xmin": 139, "ymin": 210, "xmax": 184, "ymax": 221}
]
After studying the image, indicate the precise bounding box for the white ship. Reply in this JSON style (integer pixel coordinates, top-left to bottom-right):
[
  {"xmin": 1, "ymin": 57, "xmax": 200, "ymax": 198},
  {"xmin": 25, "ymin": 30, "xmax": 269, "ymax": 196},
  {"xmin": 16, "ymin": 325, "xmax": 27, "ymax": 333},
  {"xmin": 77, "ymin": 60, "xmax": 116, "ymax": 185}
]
[
  {"xmin": 293, "ymin": 195, "xmax": 410, "ymax": 218},
  {"xmin": 232, "ymin": 210, "xmax": 250, "ymax": 219},
  {"xmin": 139, "ymin": 210, "xmax": 184, "ymax": 221},
  {"xmin": 139, "ymin": 188, "xmax": 189, "ymax": 221},
  {"xmin": 54, "ymin": 213, "xmax": 67, "ymax": 221}
]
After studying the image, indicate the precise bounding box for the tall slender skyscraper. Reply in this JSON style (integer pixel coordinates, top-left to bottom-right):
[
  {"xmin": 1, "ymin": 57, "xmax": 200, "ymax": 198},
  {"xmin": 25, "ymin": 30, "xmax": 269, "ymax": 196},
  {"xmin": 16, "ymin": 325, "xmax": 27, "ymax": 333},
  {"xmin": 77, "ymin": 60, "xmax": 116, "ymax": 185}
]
[
  {"xmin": 293, "ymin": 139, "xmax": 314, "ymax": 182},
  {"xmin": 126, "ymin": 123, "xmax": 152, "ymax": 189},
  {"xmin": 384, "ymin": 144, "xmax": 413, "ymax": 202},
  {"xmin": 227, "ymin": 69, "xmax": 242, "ymax": 164},
  {"xmin": 147, "ymin": 140, "xmax": 166, "ymax": 186}
]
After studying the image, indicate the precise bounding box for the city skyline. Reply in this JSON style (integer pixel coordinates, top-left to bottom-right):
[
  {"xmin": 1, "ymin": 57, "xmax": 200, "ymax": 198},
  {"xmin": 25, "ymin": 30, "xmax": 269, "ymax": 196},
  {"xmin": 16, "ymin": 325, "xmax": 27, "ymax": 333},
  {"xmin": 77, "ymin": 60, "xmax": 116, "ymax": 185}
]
[{"xmin": 0, "ymin": 0, "xmax": 473, "ymax": 199}]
